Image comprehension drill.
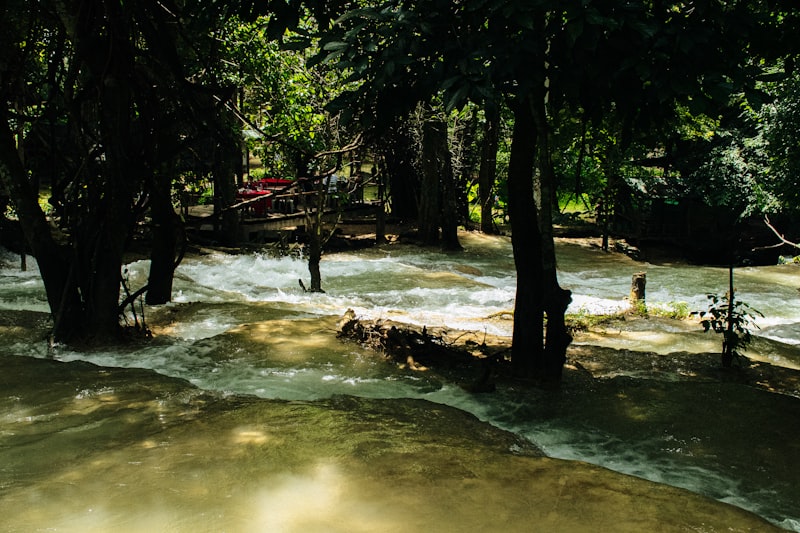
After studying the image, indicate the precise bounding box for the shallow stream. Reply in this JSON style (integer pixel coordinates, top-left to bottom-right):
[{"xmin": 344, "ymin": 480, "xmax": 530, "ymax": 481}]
[{"xmin": 1, "ymin": 233, "xmax": 798, "ymax": 531}]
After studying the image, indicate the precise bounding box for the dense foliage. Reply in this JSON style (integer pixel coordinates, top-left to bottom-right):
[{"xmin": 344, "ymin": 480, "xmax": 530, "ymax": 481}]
[{"xmin": 1, "ymin": 0, "xmax": 799, "ymax": 380}]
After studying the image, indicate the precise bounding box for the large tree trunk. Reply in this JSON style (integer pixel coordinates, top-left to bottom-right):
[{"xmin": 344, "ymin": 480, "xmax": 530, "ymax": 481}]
[
  {"xmin": 507, "ymin": 97, "xmax": 545, "ymax": 377},
  {"xmin": 532, "ymin": 95, "xmax": 572, "ymax": 381},
  {"xmin": 69, "ymin": 0, "xmax": 137, "ymax": 342},
  {"xmin": 478, "ymin": 106, "xmax": 500, "ymax": 234},
  {"xmin": 0, "ymin": 111, "xmax": 85, "ymax": 341}
]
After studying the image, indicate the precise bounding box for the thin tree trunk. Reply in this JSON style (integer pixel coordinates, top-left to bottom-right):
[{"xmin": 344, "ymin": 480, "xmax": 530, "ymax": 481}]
[
  {"xmin": 722, "ymin": 264, "xmax": 735, "ymax": 367},
  {"xmin": 381, "ymin": 122, "xmax": 418, "ymax": 221},
  {"xmin": 453, "ymin": 108, "xmax": 477, "ymax": 229},
  {"xmin": 479, "ymin": 105, "xmax": 500, "ymax": 234},
  {"xmin": 375, "ymin": 164, "xmax": 386, "ymax": 245},
  {"xmin": 305, "ymin": 176, "xmax": 327, "ymax": 293},
  {"xmin": 419, "ymin": 119, "xmax": 443, "ymax": 245},
  {"xmin": 308, "ymin": 236, "xmax": 323, "ymax": 292},
  {"xmin": 435, "ymin": 119, "xmax": 462, "ymax": 251},
  {"xmin": 213, "ymin": 139, "xmax": 240, "ymax": 247}
]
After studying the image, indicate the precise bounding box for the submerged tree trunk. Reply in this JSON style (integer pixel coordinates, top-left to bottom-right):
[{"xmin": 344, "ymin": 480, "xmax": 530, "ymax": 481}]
[
  {"xmin": 304, "ymin": 176, "xmax": 329, "ymax": 293},
  {"xmin": 507, "ymin": 97, "xmax": 544, "ymax": 377},
  {"xmin": 70, "ymin": 1, "xmax": 137, "ymax": 342},
  {"xmin": 722, "ymin": 264, "xmax": 735, "ymax": 368},
  {"xmin": 146, "ymin": 171, "xmax": 182, "ymax": 305},
  {"xmin": 478, "ymin": 106, "xmax": 500, "ymax": 234},
  {"xmin": 308, "ymin": 235, "xmax": 324, "ymax": 293}
]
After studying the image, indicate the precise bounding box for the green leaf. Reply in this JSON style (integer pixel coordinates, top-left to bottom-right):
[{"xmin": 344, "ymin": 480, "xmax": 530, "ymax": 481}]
[{"xmin": 323, "ymin": 41, "xmax": 350, "ymax": 52}]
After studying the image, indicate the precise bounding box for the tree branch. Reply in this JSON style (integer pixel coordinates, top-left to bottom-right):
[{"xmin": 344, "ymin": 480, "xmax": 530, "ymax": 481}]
[{"xmin": 759, "ymin": 215, "xmax": 800, "ymax": 250}]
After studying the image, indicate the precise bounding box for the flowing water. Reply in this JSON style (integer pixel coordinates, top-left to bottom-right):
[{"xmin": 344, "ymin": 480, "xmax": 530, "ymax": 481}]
[{"xmin": 1, "ymin": 233, "xmax": 799, "ymax": 532}]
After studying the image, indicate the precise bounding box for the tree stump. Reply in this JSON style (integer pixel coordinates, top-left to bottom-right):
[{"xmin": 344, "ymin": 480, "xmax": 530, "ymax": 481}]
[{"xmin": 630, "ymin": 272, "xmax": 646, "ymax": 302}]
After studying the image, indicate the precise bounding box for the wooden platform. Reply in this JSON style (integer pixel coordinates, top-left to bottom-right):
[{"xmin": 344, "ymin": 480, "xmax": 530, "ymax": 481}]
[{"xmin": 184, "ymin": 202, "xmax": 380, "ymax": 243}]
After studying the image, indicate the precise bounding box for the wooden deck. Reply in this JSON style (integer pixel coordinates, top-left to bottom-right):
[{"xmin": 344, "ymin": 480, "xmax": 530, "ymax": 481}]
[
  {"xmin": 183, "ymin": 202, "xmax": 380, "ymax": 243},
  {"xmin": 180, "ymin": 176, "xmax": 380, "ymax": 243}
]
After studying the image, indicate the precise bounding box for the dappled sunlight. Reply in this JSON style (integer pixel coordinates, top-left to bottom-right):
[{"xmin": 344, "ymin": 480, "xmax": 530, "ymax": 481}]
[
  {"xmin": 573, "ymin": 318, "xmax": 722, "ymax": 356},
  {"xmin": 228, "ymin": 316, "xmax": 341, "ymax": 355},
  {"xmin": 231, "ymin": 426, "xmax": 274, "ymax": 446},
  {"xmin": 244, "ymin": 462, "xmax": 404, "ymax": 533}
]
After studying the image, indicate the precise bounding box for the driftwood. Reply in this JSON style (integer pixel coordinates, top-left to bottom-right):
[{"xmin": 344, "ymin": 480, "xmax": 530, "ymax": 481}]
[{"xmin": 336, "ymin": 309, "xmax": 509, "ymax": 392}]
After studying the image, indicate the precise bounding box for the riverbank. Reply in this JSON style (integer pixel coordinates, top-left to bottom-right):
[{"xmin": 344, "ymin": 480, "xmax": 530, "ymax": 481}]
[{"xmin": 334, "ymin": 309, "xmax": 800, "ymax": 398}]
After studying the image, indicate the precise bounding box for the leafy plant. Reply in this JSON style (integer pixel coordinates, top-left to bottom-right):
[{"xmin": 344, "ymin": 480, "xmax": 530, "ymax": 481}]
[
  {"xmin": 694, "ymin": 292, "xmax": 763, "ymax": 367},
  {"xmin": 649, "ymin": 301, "xmax": 691, "ymax": 320}
]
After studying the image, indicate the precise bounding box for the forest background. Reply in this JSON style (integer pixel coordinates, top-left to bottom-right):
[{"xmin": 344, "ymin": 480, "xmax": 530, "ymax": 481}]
[{"xmin": 1, "ymin": 0, "xmax": 800, "ymax": 383}]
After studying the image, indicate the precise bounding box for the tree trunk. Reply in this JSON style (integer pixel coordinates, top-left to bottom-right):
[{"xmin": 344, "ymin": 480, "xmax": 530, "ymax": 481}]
[
  {"xmin": 507, "ymin": 97, "xmax": 544, "ymax": 377},
  {"xmin": 532, "ymin": 91, "xmax": 572, "ymax": 382},
  {"xmin": 214, "ymin": 141, "xmax": 240, "ymax": 247},
  {"xmin": 425, "ymin": 117, "xmax": 461, "ymax": 251},
  {"xmin": 478, "ymin": 106, "xmax": 500, "ymax": 234},
  {"xmin": 146, "ymin": 171, "xmax": 181, "ymax": 305},
  {"xmin": 308, "ymin": 236, "xmax": 323, "ymax": 293},
  {"xmin": 380, "ymin": 122, "xmax": 419, "ymax": 221},
  {"xmin": 630, "ymin": 272, "xmax": 646, "ymax": 302},
  {"xmin": 722, "ymin": 264, "xmax": 735, "ymax": 368},
  {"xmin": 0, "ymin": 111, "xmax": 85, "ymax": 341},
  {"xmin": 419, "ymin": 119, "xmax": 442, "ymax": 245},
  {"xmin": 72, "ymin": 1, "xmax": 137, "ymax": 342},
  {"xmin": 304, "ymin": 177, "xmax": 327, "ymax": 293},
  {"xmin": 453, "ymin": 108, "xmax": 477, "ymax": 229},
  {"xmin": 375, "ymin": 164, "xmax": 386, "ymax": 245}
]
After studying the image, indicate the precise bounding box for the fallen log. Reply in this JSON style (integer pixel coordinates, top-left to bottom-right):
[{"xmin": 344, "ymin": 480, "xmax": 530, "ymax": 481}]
[{"xmin": 336, "ymin": 309, "xmax": 509, "ymax": 392}]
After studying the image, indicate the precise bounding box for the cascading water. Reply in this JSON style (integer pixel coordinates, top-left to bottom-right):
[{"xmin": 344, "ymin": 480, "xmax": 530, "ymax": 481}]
[{"xmin": 1, "ymin": 233, "xmax": 798, "ymax": 532}]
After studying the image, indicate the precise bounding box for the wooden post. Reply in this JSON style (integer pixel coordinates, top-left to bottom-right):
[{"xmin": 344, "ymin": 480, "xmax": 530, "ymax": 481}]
[{"xmin": 630, "ymin": 272, "xmax": 646, "ymax": 302}]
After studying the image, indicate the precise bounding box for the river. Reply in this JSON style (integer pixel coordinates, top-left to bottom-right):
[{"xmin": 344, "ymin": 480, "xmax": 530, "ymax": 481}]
[{"xmin": 1, "ymin": 233, "xmax": 798, "ymax": 532}]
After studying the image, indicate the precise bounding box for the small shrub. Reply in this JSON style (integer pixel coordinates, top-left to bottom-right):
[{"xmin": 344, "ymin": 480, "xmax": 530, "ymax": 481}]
[
  {"xmin": 693, "ymin": 293, "xmax": 763, "ymax": 367},
  {"xmin": 649, "ymin": 301, "xmax": 691, "ymax": 320}
]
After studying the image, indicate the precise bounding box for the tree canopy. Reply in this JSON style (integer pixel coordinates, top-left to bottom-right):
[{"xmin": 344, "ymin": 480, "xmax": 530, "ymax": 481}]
[{"xmin": 1, "ymin": 0, "xmax": 799, "ymax": 381}]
